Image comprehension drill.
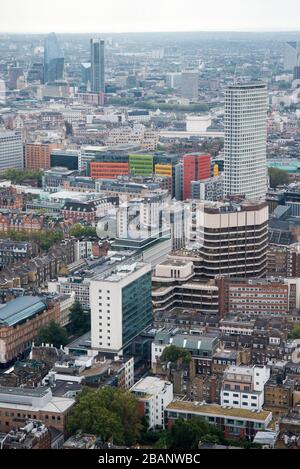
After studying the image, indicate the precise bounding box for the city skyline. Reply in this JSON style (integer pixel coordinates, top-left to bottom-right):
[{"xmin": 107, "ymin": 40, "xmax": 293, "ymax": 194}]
[{"xmin": 1, "ymin": 0, "xmax": 300, "ymax": 34}]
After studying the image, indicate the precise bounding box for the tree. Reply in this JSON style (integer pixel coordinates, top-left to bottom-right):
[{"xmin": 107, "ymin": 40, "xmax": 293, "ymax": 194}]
[
  {"xmin": 169, "ymin": 418, "xmax": 223, "ymax": 449},
  {"xmin": 4, "ymin": 169, "xmax": 43, "ymax": 186},
  {"xmin": 67, "ymin": 387, "xmax": 143, "ymax": 445},
  {"xmin": 290, "ymin": 326, "xmax": 300, "ymax": 339},
  {"xmin": 268, "ymin": 167, "xmax": 289, "ymax": 189},
  {"xmin": 160, "ymin": 345, "xmax": 191, "ymax": 365},
  {"xmin": 69, "ymin": 224, "xmax": 97, "ymax": 239},
  {"xmin": 68, "ymin": 301, "xmax": 90, "ymax": 336},
  {"xmin": 36, "ymin": 320, "xmax": 68, "ymax": 348}
]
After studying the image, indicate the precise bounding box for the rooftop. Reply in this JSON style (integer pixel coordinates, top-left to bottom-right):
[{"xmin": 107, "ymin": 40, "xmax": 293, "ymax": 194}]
[
  {"xmin": 166, "ymin": 401, "xmax": 272, "ymax": 422},
  {"xmin": 0, "ymin": 296, "xmax": 47, "ymax": 327}
]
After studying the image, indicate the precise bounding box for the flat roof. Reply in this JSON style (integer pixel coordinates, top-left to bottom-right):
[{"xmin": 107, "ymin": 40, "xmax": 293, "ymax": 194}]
[
  {"xmin": 0, "ymin": 386, "xmax": 50, "ymax": 398},
  {"xmin": 0, "ymin": 296, "xmax": 47, "ymax": 327},
  {"xmin": 166, "ymin": 401, "xmax": 272, "ymax": 422}
]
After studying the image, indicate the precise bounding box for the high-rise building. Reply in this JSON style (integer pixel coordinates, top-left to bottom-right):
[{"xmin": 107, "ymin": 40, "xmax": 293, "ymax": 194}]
[
  {"xmin": 90, "ymin": 38, "xmax": 105, "ymax": 93},
  {"xmin": 284, "ymin": 41, "xmax": 300, "ymax": 71},
  {"xmin": 183, "ymin": 153, "xmax": 211, "ymax": 200},
  {"xmin": 0, "ymin": 79, "xmax": 5, "ymax": 104},
  {"xmin": 44, "ymin": 33, "xmax": 64, "ymax": 84},
  {"xmin": 90, "ymin": 262, "xmax": 153, "ymax": 353},
  {"xmin": 181, "ymin": 70, "xmax": 199, "ymax": 101},
  {"xmin": 172, "ymin": 198, "xmax": 269, "ymax": 279},
  {"xmin": 8, "ymin": 66, "xmax": 23, "ymax": 90},
  {"xmin": 0, "ymin": 130, "xmax": 23, "ymax": 175},
  {"xmin": 294, "ymin": 66, "xmax": 300, "ymax": 81},
  {"xmin": 224, "ymin": 82, "xmax": 268, "ymax": 200}
]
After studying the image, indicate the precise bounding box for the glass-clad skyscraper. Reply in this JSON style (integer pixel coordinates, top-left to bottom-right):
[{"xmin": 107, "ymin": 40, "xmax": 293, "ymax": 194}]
[
  {"xmin": 90, "ymin": 38, "xmax": 105, "ymax": 93},
  {"xmin": 44, "ymin": 33, "xmax": 64, "ymax": 83}
]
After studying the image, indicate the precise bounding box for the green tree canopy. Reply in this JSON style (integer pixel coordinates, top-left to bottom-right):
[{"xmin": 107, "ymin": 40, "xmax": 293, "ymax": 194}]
[
  {"xmin": 69, "ymin": 224, "xmax": 97, "ymax": 238},
  {"xmin": 0, "ymin": 229, "xmax": 64, "ymax": 251},
  {"xmin": 36, "ymin": 320, "xmax": 68, "ymax": 348},
  {"xmin": 67, "ymin": 387, "xmax": 143, "ymax": 445},
  {"xmin": 160, "ymin": 345, "xmax": 192, "ymax": 365},
  {"xmin": 4, "ymin": 169, "xmax": 43, "ymax": 186},
  {"xmin": 168, "ymin": 418, "xmax": 223, "ymax": 449},
  {"xmin": 290, "ymin": 325, "xmax": 300, "ymax": 339},
  {"xmin": 268, "ymin": 167, "xmax": 289, "ymax": 189},
  {"xmin": 68, "ymin": 301, "xmax": 90, "ymax": 336}
]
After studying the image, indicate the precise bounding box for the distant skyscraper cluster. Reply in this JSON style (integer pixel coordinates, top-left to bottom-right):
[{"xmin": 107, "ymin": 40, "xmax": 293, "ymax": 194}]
[
  {"xmin": 224, "ymin": 82, "xmax": 268, "ymax": 200},
  {"xmin": 44, "ymin": 32, "xmax": 65, "ymax": 84}
]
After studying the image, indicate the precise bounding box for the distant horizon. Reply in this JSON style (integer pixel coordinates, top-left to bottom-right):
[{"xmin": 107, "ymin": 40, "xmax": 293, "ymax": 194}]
[
  {"xmin": 2, "ymin": 0, "xmax": 300, "ymax": 35},
  {"xmin": 2, "ymin": 28, "xmax": 300, "ymax": 36}
]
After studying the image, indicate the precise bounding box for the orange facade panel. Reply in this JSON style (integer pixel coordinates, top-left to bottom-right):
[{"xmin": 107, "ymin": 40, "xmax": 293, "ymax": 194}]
[{"xmin": 90, "ymin": 162, "xmax": 129, "ymax": 180}]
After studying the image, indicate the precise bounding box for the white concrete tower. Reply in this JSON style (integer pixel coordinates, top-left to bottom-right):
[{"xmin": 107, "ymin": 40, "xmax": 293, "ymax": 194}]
[{"xmin": 224, "ymin": 82, "xmax": 268, "ymax": 200}]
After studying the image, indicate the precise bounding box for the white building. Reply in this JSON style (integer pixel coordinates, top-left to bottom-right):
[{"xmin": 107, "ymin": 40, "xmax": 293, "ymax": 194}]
[
  {"xmin": 224, "ymin": 82, "xmax": 268, "ymax": 200},
  {"xmin": 221, "ymin": 365, "xmax": 270, "ymax": 411},
  {"xmin": 0, "ymin": 80, "xmax": 6, "ymax": 105},
  {"xmin": 131, "ymin": 376, "xmax": 173, "ymax": 429},
  {"xmin": 186, "ymin": 115, "xmax": 212, "ymax": 133},
  {"xmin": 90, "ymin": 262, "xmax": 153, "ymax": 353},
  {"xmin": 0, "ymin": 130, "xmax": 24, "ymax": 175}
]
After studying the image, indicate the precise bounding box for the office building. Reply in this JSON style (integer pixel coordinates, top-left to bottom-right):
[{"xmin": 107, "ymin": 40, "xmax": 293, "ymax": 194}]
[
  {"xmin": 8, "ymin": 66, "xmax": 23, "ymax": 89},
  {"xmin": 217, "ymin": 276, "xmax": 300, "ymax": 318},
  {"xmin": 181, "ymin": 70, "xmax": 199, "ymax": 101},
  {"xmin": 172, "ymin": 198, "xmax": 269, "ymax": 279},
  {"xmin": 0, "ymin": 79, "xmax": 6, "ymax": 104},
  {"xmin": 0, "ymin": 386, "xmax": 74, "ymax": 433},
  {"xmin": 220, "ymin": 365, "xmax": 270, "ymax": 411},
  {"xmin": 80, "ymin": 62, "xmax": 91, "ymax": 85},
  {"xmin": 90, "ymin": 262, "xmax": 153, "ymax": 353},
  {"xmin": 224, "ymin": 82, "xmax": 268, "ymax": 200},
  {"xmin": 44, "ymin": 33, "xmax": 64, "ymax": 83},
  {"xmin": 50, "ymin": 149, "xmax": 80, "ymax": 171},
  {"xmin": 152, "ymin": 260, "xmax": 220, "ymax": 316},
  {"xmin": 191, "ymin": 176, "xmax": 224, "ymax": 201},
  {"xmin": 284, "ymin": 42, "xmax": 300, "ymax": 71},
  {"xmin": 129, "ymin": 154, "xmax": 154, "ymax": 177},
  {"xmin": 27, "ymin": 62, "xmax": 44, "ymax": 83},
  {"xmin": 183, "ymin": 153, "xmax": 211, "ymax": 200},
  {"xmin": 90, "ymin": 38, "xmax": 105, "ymax": 93},
  {"xmin": 25, "ymin": 142, "xmax": 60, "ymax": 171},
  {"xmin": 0, "ymin": 130, "xmax": 23, "ymax": 175}
]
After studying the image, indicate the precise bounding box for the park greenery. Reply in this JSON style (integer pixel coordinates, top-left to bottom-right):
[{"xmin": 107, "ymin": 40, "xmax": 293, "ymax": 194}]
[
  {"xmin": 4, "ymin": 168, "xmax": 43, "ymax": 186},
  {"xmin": 268, "ymin": 167, "xmax": 289, "ymax": 189},
  {"xmin": 0, "ymin": 229, "xmax": 64, "ymax": 251},
  {"xmin": 68, "ymin": 224, "xmax": 97, "ymax": 238},
  {"xmin": 67, "ymin": 387, "xmax": 143, "ymax": 445}
]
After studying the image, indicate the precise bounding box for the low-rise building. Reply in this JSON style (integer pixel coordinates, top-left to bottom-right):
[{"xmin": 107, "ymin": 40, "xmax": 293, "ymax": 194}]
[
  {"xmin": 0, "ymin": 386, "xmax": 74, "ymax": 433},
  {"xmin": 165, "ymin": 401, "xmax": 273, "ymax": 440},
  {"xmin": 0, "ymin": 296, "xmax": 60, "ymax": 365},
  {"xmin": 131, "ymin": 376, "xmax": 173, "ymax": 430},
  {"xmin": 220, "ymin": 365, "xmax": 270, "ymax": 411}
]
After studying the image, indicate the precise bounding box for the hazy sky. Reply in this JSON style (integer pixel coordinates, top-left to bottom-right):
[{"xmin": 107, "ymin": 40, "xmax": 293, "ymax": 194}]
[{"xmin": 1, "ymin": 0, "xmax": 300, "ymax": 33}]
